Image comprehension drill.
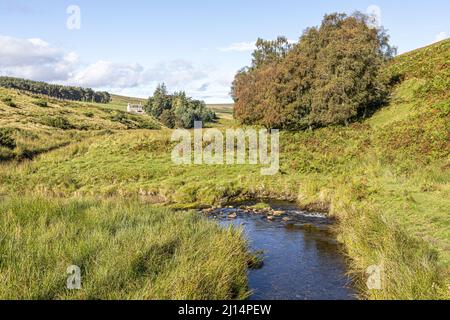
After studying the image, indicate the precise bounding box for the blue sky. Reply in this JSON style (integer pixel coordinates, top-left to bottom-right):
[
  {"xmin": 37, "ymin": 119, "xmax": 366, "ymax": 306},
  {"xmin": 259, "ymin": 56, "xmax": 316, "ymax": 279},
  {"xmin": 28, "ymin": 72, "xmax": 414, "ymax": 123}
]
[{"xmin": 0, "ymin": 0, "xmax": 448, "ymax": 102}]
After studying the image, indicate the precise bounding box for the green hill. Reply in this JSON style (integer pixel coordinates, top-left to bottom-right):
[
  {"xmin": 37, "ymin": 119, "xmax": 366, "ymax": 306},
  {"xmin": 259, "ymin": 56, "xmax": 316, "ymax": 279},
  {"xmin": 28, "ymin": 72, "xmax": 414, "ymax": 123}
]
[
  {"xmin": 207, "ymin": 104, "xmax": 234, "ymax": 120},
  {"xmin": 0, "ymin": 89, "xmax": 160, "ymax": 161},
  {"xmin": 107, "ymin": 94, "xmax": 147, "ymax": 111},
  {"xmin": 0, "ymin": 39, "xmax": 448, "ymax": 299}
]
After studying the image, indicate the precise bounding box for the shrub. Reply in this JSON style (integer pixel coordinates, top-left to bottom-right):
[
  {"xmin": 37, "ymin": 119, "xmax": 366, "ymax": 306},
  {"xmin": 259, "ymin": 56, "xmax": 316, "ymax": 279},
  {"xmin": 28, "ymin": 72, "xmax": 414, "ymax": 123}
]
[
  {"xmin": 160, "ymin": 109, "xmax": 176, "ymax": 128},
  {"xmin": 0, "ymin": 147, "xmax": 15, "ymax": 161},
  {"xmin": 0, "ymin": 128, "xmax": 16, "ymax": 150},
  {"xmin": 1, "ymin": 96, "xmax": 17, "ymax": 108},
  {"xmin": 41, "ymin": 116, "xmax": 74, "ymax": 130},
  {"xmin": 145, "ymin": 85, "xmax": 216, "ymax": 129},
  {"xmin": 108, "ymin": 111, "xmax": 159, "ymax": 130},
  {"xmin": 33, "ymin": 99, "xmax": 48, "ymax": 107}
]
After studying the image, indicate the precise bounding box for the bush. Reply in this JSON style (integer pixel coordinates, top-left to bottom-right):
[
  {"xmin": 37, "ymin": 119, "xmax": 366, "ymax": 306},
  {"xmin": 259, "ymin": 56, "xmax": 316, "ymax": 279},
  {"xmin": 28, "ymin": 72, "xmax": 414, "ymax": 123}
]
[
  {"xmin": 108, "ymin": 111, "xmax": 159, "ymax": 130},
  {"xmin": 0, "ymin": 128, "xmax": 16, "ymax": 150},
  {"xmin": 41, "ymin": 116, "xmax": 74, "ymax": 130},
  {"xmin": 160, "ymin": 109, "xmax": 176, "ymax": 128},
  {"xmin": 145, "ymin": 85, "xmax": 216, "ymax": 129},
  {"xmin": 0, "ymin": 147, "xmax": 15, "ymax": 161},
  {"xmin": 33, "ymin": 99, "xmax": 48, "ymax": 107},
  {"xmin": 232, "ymin": 12, "xmax": 396, "ymax": 129},
  {"xmin": 1, "ymin": 96, "xmax": 17, "ymax": 108}
]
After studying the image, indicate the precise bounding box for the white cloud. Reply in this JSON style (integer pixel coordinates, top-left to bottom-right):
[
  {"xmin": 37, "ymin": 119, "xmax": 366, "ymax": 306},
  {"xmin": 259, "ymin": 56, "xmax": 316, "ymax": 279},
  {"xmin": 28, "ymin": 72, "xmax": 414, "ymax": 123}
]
[
  {"xmin": 64, "ymin": 58, "xmax": 212, "ymax": 92},
  {"xmin": 218, "ymin": 41, "xmax": 256, "ymax": 52},
  {"xmin": 366, "ymin": 5, "xmax": 382, "ymax": 28},
  {"xmin": 0, "ymin": 35, "xmax": 234, "ymax": 103},
  {"xmin": 69, "ymin": 61, "xmax": 144, "ymax": 88},
  {"xmin": 64, "ymin": 52, "xmax": 79, "ymax": 64},
  {"xmin": 0, "ymin": 35, "xmax": 77, "ymax": 81},
  {"xmin": 112, "ymin": 66, "xmax": 234, "ymax": 103},
  {"xmin": 218, "ymin": 39, "xmax": 297, "ymax": 53},
  {"xmin": 143, "ymin": 62, "xmax": 234, "ymax": 103},
  {"xmin": 144, "ymin": 59, "xmax": 210, "ymax": 88},
  {"xmin": 434, "ymin": 32, "xmax": 447, "ymax": 43},
  {"xmin": 0, "ymin": 36, "xmax": 57, "ymax": 66}
]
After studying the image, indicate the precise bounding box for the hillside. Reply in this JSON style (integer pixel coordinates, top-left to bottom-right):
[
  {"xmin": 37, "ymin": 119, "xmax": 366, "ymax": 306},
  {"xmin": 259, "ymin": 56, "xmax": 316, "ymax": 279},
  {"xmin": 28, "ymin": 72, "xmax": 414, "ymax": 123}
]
[
  {"xmin": 0, "ymin": 89, "xmax": 160, "ymax": 161},
  {"xmin": 0, "ymin": 39, "xmax": 448, "ymax": 300},
  {"xmin": 207, "ymin": 104, "xmax": 234, "ymax": 120}
]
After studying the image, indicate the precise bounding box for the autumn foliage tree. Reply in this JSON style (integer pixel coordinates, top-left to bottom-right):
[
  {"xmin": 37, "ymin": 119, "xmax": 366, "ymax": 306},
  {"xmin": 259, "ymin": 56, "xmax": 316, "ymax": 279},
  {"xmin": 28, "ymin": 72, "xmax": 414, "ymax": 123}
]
[{"xmin": 231, "ymin": 13, "xmax": 396, "ymax": 129}]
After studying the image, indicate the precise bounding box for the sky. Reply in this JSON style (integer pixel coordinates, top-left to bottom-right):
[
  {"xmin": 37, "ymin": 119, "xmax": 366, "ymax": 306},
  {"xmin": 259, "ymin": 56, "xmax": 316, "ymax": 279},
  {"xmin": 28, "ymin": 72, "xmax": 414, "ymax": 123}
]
[{"xmin": 0, "ymin": 0, "xmax": 448, "ymax": 103}]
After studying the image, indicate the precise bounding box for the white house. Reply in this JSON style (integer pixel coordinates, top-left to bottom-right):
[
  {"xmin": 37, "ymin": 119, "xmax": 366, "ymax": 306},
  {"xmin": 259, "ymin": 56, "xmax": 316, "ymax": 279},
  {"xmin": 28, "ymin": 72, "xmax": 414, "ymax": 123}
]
[{"xmin": 127, "ymin": 103, "xmax": 145, "ymax": 114}]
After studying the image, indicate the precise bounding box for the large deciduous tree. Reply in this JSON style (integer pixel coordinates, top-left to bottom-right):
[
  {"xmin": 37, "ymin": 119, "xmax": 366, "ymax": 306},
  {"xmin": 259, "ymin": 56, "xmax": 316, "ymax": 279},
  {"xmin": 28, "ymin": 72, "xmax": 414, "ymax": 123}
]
[{"xmin": 231, "ymin": 12, "xmax": 396, "ymax": 130}]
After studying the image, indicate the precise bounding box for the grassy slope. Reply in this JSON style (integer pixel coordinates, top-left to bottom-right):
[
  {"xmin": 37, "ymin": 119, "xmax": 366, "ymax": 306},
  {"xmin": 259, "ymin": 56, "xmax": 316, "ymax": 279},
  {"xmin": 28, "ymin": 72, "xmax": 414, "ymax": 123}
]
[
  {"xmin": 207, "ymin": 104, "xmax": 234, "ymax": 120},
  {"xmin": 105, "ymin": 94, "xmax": 147, "ymax": 111},
  {"xmin": 0, "ymin": 40, "xmax": 448, "ymax": 299},
  {"xmin": 0, "ymin": 89, "xmax": 160, "ymax": 161}
]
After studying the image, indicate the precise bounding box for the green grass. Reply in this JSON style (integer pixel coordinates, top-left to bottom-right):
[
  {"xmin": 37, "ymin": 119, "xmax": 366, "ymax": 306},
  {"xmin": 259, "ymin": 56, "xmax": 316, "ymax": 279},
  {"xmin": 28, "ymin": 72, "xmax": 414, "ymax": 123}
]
[
  {"xmin": 0, "ymin": 197, "xmax": 250, "ymax": 300},
  {"xmin": 79, "ymin": 94, "xmax": 147, "ymax": 111},
  {"xmin": 0, "ymin": 88, "xmax": 160, "ymax": 161},
  {"xmin": 0, "ymin": 39, "xmax": 449, "ymax": 300},
  {"xmin": 207, "ymin": 104, "xmax": 234, "ymax": 120}
]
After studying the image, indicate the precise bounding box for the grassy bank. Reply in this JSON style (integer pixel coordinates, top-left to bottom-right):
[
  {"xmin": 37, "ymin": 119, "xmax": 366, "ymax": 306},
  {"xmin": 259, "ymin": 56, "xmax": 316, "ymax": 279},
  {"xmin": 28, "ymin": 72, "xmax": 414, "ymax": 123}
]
[{"xmin": 0, "ymin": 197, "xmax": 249, "ymax": 300}]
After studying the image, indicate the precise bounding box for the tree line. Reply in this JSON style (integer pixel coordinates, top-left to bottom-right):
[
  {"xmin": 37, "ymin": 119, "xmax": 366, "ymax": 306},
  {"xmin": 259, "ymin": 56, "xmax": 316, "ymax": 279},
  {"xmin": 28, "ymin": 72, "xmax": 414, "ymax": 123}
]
[
  {"xmin": 231, "ymin": 12, "xmax": 397, "ymax": 130},
  {"xmin": 145, "ymin": 84, "xmax": 216, "ymax": 129},
  {"xmin": 0, "ymin": 77, "xmax": 111, "ymax": 103}
]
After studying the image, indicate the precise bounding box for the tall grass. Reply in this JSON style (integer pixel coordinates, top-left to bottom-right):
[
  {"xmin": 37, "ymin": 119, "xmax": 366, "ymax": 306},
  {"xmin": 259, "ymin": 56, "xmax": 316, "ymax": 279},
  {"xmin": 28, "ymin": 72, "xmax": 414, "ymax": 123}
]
[{"xmin": 0, "ymin": 197, "xmax": 250, "ymax": 300}]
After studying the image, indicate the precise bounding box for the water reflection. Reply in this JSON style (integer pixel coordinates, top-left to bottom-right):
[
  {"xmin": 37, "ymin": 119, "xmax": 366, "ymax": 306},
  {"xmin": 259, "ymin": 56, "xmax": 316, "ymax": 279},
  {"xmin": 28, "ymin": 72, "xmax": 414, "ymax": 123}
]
[{"xmin": 208, "ymin": 201, "xmax": 356, "ymax": 300}]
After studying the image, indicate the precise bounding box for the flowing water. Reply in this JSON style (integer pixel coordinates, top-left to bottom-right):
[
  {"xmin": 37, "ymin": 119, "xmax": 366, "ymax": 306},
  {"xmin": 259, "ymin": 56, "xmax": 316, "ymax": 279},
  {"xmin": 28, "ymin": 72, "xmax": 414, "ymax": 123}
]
[{"xmin": 205, "ymin": 200, "xmax": 356, "ymax": 300}]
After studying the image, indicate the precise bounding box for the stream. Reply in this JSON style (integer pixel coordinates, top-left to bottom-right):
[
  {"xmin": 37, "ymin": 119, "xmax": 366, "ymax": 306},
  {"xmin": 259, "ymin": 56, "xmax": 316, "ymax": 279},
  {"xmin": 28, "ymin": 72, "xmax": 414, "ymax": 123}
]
[{"xmin": 203, "ymin": 200, "xmax": 356, "ymax": 300}]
